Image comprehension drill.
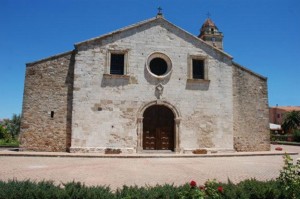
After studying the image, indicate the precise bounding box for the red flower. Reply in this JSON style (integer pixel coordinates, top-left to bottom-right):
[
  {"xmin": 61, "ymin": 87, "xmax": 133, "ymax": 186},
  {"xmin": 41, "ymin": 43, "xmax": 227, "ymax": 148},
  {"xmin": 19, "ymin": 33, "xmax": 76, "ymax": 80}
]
[
  {"xmin": 190, "ymin": 180, "xmax": 197, "ymax": 187},
  {"xmin": 199, "ymin": 185, "xmax": 205, "ymax": 190},
  {"xmin": 217, "ymin": 186, "xmax": 223, "ymax": 193},
  {"xmin": 275, "ymin": 147, "xmax": 283, "ymax": 151}
]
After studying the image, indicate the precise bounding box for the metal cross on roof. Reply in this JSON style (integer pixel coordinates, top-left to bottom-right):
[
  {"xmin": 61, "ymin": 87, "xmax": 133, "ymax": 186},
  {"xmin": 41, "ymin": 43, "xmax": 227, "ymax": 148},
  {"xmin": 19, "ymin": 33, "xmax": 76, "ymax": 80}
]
[{"xmin": 206, "ymin": 12, "xmax": 211, "ymax": 18}]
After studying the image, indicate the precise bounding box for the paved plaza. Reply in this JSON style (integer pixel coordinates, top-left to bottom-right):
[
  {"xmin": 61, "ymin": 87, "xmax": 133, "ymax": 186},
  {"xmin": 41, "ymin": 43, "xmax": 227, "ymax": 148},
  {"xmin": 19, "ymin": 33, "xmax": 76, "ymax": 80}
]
[{"xmin": 0, "ymin": 145, "xmax": 299, "ymax": 190}]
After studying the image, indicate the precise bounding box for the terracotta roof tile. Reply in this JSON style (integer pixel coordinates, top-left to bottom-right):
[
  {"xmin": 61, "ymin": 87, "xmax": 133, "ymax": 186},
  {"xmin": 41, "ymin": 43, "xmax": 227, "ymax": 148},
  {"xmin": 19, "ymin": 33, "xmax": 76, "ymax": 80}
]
[{"xmin": 270, "ymin": 106, "xmax": 300, "ymax": 111}]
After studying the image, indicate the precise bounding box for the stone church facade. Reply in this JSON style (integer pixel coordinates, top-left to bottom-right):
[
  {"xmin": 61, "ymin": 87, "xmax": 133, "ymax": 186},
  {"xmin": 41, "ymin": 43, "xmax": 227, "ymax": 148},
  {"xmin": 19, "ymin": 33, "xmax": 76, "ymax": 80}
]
[{"xmin": 20, "ymin": 15, "xmax": 270, "ymax": 153}]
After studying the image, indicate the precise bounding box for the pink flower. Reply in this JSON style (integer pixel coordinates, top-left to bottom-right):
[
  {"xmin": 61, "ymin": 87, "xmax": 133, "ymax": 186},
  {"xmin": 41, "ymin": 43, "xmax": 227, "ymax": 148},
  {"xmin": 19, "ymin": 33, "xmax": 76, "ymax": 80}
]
[
  {"xmin": 190, "ymin": 180, "xmax": 197, "ymax": 187},
  {"xmin": 217, "ymin": 186, "xmax": 224, "ymax": 193}
]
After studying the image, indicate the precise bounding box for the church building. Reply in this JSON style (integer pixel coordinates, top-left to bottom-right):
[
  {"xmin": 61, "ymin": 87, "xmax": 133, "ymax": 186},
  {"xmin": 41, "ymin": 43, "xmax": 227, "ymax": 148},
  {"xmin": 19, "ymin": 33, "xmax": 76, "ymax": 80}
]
[{"xmin": 20, "ymin": 13, "xmax": 270, "ymax": 153}]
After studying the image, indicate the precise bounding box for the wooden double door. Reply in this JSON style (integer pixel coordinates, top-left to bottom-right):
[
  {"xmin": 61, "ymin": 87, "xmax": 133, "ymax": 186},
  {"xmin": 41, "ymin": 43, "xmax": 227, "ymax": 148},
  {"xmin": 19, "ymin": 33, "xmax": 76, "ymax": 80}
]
[{"xmin": 143, "ymin": 105, "xmax": 174, "ymax": 150}]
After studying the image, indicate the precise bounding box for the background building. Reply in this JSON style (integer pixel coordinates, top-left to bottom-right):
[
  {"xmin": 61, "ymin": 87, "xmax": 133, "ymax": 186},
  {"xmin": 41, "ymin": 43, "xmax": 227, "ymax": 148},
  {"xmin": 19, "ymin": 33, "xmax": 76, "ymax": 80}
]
[{"xmin": 269, "ymin": 106, "xmax": 300, "ymax": 125}]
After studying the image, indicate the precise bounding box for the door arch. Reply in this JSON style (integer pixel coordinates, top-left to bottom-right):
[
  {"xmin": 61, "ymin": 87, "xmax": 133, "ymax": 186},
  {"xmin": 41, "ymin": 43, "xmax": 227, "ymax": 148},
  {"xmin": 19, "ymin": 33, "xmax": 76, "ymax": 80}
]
[
  {"xmin": 143, "ymin": 105, "xmax": 174, "ymax": 150},
  {"xmin": 137, "ymin": 100, "xmax": 181, "ymax": 153}
]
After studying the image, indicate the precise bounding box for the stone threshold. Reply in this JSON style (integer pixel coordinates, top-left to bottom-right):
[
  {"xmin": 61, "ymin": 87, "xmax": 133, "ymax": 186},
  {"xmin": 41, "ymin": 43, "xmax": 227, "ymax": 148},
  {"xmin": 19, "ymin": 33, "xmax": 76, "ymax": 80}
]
[{"xmin": 0, "ymin": 150, "xmax": 298, "ymax": 159}]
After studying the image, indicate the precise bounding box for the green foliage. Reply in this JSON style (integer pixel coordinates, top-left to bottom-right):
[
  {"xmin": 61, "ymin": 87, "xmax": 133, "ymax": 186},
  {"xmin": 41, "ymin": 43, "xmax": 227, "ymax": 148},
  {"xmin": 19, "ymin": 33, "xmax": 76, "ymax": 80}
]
[
  {"xmin": 8, "ymin": 114, "xmax": 21, "ymax": 138},
  {"xmin": 0, "ymin": 180, "xmax": 62, "ymax": 199},
  {"xmin": 0, "ymin": 125, "xmax": 12, "ymax": 143},
  {"xmin": 0, "ymin": 155, "xmax": 299, "ymax": 199},
  {"xmin": 221, "ymin": 179, "xmax": 281, "ymax": 199},
  {"xmin": 178, "ymin": 180, "xmax": 224, "ymax": 199},
  {"xmin": 277, "ymin": 154, "xmax": 300, "ymax": 199},
  {"xmin": 0, "ymin": 114, "xmax": 21, "ymax": 138},
  {"xmin": 62, "ymin": 181, "xmax": 114, "ymax": 199},
  {"xmin": 205, "ymin": 180, "xmax": 223, "ymax": 199},
  {"xmin": 282, "ymin": 111, "xmax": 300, "ymax": 133},
  {"xmin": 0, "ymin": 180, "xmax": 113, "ymax": 199},
  {"xmin": 178, "ymin": 183, "xmax": 206, "ymax": 199},
  {"xmin": 0, "ymin": 139, "xmax": 19, "ymax": 147},
  {"xmin": 0, "ymin": 114, "xmax": 21, "ymax": 146},
  {"xmin": 271, "ymin": 134, "xmax": 293, "ymax": 142},
  {"xmin": 271, "ymin": 141, "xmax": 300, "ymax": 146},
  {"xmin": 115, "ymin": 184, "xmax": 184, "ymax": 199},
  {"xmin": 293, "ymin": 129, "xmax": 300, "ymax": 142}
]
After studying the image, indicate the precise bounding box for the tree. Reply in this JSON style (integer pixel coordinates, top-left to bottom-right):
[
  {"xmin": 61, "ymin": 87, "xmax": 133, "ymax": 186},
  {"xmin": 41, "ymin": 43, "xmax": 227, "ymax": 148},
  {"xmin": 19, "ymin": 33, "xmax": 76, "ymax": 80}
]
[
  {"xmin": 0, "ymin": 114, "xmax": 21, "ymax": 139},
  {"xmin": 0, "ymin": 122, "xmax": 12, "ymax": 142},
  {"xmin": 9, "ymin": 114, "xmax": 21, "ymax": 138},
  {"xmin": 282, "ymin": 111, "xmax": 300, "ymax": 133}
]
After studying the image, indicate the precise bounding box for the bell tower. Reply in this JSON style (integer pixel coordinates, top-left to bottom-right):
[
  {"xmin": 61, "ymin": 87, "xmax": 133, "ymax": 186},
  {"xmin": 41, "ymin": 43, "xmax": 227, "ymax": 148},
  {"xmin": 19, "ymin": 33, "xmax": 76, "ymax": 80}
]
[{"xmin": 198, "ymin": 17, "xmax": 224, "ymax": 50}]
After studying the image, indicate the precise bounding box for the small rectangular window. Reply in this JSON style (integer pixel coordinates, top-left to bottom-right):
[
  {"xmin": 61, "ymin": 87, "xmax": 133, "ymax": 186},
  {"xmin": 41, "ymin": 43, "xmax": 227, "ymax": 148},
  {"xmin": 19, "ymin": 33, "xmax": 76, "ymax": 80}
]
[
  {"xmin": 110, "ymin": 54, "xmax": 124, "ymax": 75},
  {"xmin": 192, "ymin": 59, "xmax": 204, "ymax": 79}
]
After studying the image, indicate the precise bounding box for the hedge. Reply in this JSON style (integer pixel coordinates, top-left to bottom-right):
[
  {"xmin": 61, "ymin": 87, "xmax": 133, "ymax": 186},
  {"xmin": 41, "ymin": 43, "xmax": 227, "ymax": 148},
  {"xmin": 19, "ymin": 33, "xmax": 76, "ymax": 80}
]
[
  {"xmin": 0, "ymin": 155, "xmax": 299, "ymax": 199},
  {"xmin": 0, "ymin": 179, "xmax": 297, "ymax": 199}
]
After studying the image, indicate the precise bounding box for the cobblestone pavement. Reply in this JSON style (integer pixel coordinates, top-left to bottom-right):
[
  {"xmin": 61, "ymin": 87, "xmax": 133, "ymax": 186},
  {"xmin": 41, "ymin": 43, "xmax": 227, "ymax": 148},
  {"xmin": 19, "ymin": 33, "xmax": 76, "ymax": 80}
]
[{"xmin": 0, "ymin": 145, "xmax": 299, "ymax": 189}]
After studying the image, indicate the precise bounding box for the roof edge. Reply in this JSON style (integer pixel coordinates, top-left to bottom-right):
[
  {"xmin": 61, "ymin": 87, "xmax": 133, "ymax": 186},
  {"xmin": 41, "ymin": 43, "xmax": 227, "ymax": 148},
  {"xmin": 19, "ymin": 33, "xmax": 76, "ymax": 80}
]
[
  {"xmin": 233, "ymin": 61, "xmax": 267, "ymax": 81},
  {"xmin": 74, "ymin": 17, "xmax": 158, "ymax": 47},
  {"xmin": 26, "ymin": 50, "xmax": 74, "ymax": 67},
  {"xmin": 270, "ymin": 106, "xmax": 300, "ymax": 110},
  {"xmin": 73, "ymin": 16, "xmax": 233, "ymax": 59},
  {"xmin": 161, "ymin": 19, "xmax": 233, "ymax": 59}
]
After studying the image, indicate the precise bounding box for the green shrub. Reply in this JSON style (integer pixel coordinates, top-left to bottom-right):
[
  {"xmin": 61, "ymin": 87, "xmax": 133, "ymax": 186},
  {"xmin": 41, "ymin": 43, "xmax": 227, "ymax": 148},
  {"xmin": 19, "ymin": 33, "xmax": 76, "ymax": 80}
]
[
  {"xmin": 0, "ymin": 114, "xmax": 21, "ymax": 140},
  {"xmin": 293, "ymin": 129, "xmax": 300, "ymax": 142},
  {"xmin": 0, "ymin": 180, "xmax": 62, "ymax": 199},
  {"xmin": 277, "ymin": 154, "xmax": 300, "ymax": 199},
  {"xmin": 0, "ymin": 138, "xmax": 19, "ymax": 147},
  {"xmin": 115, "ymin": 184, "xmax": 183, "ymax": 199},
  {"xmin": 178, "ymin": 179, "xmax": 225, "ymax": 199},
  {"xmin": 63, "ymin": 181, "xmax": 114, "ymax": 199},
  {"xmin": 271, "ymin": 134, "xmax": 294, "ymax": 142},
  {"xmin": 0, "ymin": 120, "xmax": 19, "ymax": 146},
  {"xmin": 0, "ymin": 180, "xmax": 114, "ymax": 199},
  {"xmin": 0, "ymin": 155, "xmax": 299, "ymax": 199},
  {"xmin": 0, "ymin": 126, "xmax": 4, "ymax": 139},
  {"xmin": 0, "ymin": 125, "xmax": 13, "ymax": 143},
  {"xmin": 221, "ymin": 179, "xmax": 281, "ymax": 199}
]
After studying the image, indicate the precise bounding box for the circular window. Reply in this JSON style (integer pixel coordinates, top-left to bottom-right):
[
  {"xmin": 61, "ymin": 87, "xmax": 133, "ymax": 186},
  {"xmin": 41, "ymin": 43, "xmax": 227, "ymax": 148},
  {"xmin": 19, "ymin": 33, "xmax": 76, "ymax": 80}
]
[
  {"xmin": 146, "ymin": 52, "xmax": 172, "ymax": 78},
  {"xmin": 149, "ymin": 58, "xmax": 168, "ymax": 76}
]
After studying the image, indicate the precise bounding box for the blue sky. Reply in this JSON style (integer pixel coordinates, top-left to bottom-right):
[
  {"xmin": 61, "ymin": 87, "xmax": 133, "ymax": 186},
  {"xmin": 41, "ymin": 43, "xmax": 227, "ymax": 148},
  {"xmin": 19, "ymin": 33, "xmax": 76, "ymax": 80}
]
[{"xmin": 0, "ymin": 0, "xmax": 299, "ymax": 119}]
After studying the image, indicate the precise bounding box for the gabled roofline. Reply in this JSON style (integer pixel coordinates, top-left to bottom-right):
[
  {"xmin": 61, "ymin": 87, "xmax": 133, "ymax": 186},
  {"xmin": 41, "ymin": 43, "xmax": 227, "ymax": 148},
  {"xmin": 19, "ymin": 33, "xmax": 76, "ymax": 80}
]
[
  {"xmin": 161, "ymin": 18, "xmax": 233, "ymax": 59},
  {"xmin": 233, "ymin": 61, "xmax": 267, "ymax": 81},
  {"xmin": 74, "ymin": 16, "xmax": 233, "ymax": 59},
  {"xmin": 26, "ymin": 50, "xmax": 74, "ymax": 67},
  {"xmin": 74, "ymin": 17, "xmax": 158, "ymax": 47}
]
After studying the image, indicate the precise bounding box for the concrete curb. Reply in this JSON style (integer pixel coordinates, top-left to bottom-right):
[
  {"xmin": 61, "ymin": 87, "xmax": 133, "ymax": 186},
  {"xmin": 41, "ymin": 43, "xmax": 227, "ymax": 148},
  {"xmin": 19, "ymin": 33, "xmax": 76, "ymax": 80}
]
[{"xmin": 0, "ymin": 150, "xmax": 298, "ymax": 158}]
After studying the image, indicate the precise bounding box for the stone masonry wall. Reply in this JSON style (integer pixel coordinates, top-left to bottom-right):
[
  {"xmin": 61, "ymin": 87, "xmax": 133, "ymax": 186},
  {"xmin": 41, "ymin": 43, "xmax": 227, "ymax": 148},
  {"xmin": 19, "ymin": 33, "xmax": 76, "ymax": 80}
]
[
  {"xmin": 71, "ymin": 18, "xmax": 234, "ymax": 153},
  {"xmin": 19, "ymin": 18, "xmax": 270, "ymax": 153},
  {"xmin": 20, "ymin": 52, "xmax": 75, "ymax": 152},
  {"xmin": 233, "ymin": 63, "xmax": 270, "ymax": 151}
]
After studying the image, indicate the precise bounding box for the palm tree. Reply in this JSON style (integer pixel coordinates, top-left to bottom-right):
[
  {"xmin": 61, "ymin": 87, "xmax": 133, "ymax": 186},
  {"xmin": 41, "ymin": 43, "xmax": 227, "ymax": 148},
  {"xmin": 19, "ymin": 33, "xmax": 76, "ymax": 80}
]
[{"xmin": 281, "ymin": 111, "xmax": 300, "ymax": 133}]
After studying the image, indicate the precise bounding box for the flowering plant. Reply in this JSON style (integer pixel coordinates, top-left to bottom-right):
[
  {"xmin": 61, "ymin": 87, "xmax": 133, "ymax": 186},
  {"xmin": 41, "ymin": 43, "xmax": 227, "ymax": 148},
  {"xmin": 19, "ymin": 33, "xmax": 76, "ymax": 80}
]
[
  {"xmin": 179, "ymin": 179, "xmax": 224, "ymax": 199},
  {"xmin": 190, "ymin": 180, "xmax": 197, "ymax": 188}
]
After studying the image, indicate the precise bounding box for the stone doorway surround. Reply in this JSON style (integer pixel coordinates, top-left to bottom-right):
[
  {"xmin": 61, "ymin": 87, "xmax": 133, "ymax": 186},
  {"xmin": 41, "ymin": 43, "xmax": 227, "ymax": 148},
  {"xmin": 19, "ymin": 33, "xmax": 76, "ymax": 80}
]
[{"xmin": 137, "ymin": 100, "xmax": 181, "ymax": 153}]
